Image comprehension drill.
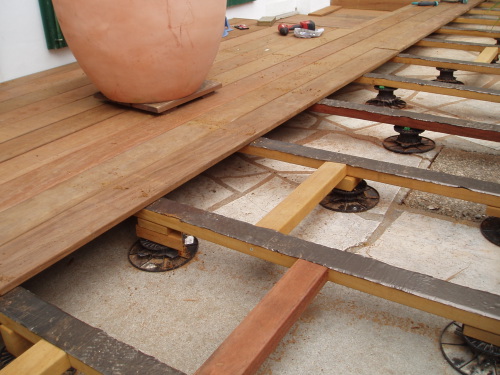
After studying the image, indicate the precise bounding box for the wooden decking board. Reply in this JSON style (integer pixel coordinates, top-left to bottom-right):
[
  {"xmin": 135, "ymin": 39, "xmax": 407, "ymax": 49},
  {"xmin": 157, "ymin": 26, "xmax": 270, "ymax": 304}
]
[
  {"xmin": 0, "ymin": 47, "xmax": 393, "ymax": 248},
  {"xmin": 0, "ymin": 105, "xmax": 127, "ymax": 163},
  {"xmin": 0, "ymin": 68, "xmax": 88, "ymax": 104},
  {"xmin": 212, "ymin": 6, "xmax": 434, "ymax": 87},
  {"xmin": 195, "ymin": 259, "xmax": 329, "ymax": 375},
  {"xmin": 0, "ymin": 96, "xmax": 104, "ymax": 143},
  {"xmin": 0, "ymin": 1, "xmax": 487, "ymax": 294},
  {"xmin": 0, "ymin": 84, "xmax": 98, "ymax": 126},
  {"xmin": 0, "ymin": 62, "xmax": 79, "ymax": 91},
  {"xmin": 0, "ymin": 111, "xmax": 153, "ymax": 212}
]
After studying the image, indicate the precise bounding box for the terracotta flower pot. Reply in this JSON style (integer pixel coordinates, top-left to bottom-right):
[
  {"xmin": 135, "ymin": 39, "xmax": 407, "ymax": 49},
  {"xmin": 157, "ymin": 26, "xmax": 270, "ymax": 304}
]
[{"xmin": 53, "ymin": 0, "xmax": 226, "ymax": 103}]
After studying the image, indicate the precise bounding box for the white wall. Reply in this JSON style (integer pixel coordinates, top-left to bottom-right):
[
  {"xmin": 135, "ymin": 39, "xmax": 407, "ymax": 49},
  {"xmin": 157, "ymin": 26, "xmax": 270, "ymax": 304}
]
[
  {"xmin": 0, "ymin": 0, "xmax": 329, "ymax": 83},
  {"xmin": 226, "ymin": 0, "xmax": 329, "ymax": 19},
  {"xmin": 0, "ymin": 0, "xmax": 76, "ymax": 83}
]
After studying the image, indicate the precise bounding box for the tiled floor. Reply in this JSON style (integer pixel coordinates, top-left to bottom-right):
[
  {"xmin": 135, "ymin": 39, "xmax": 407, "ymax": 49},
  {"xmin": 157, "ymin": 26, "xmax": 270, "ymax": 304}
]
[{"xmin": 22, "ymin": 23, "xmax": 499, "ymax": 375}]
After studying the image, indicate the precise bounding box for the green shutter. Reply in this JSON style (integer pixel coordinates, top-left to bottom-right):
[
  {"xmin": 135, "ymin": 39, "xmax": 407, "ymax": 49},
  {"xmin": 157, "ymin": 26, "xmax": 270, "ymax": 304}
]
[
  {"xmin": 38, "ymin": 0, "xmax": 67, "ymax": 49},
  {"xmin": 227, "ymin": 0, "xmax": 255, "ymax": 6}
]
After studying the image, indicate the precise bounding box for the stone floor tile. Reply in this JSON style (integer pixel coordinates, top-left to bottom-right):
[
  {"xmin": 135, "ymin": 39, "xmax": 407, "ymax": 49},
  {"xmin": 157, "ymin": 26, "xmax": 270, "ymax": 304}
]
[
  {"xmin": 357, "ymin": 211, "xmax": 499, "ymax": 294},
  {"xmin": 292, "ymin": 206, "xmax": 381, "ymax": 250},
  {"xmin": 304, "ymin": 133, "xmax": 424, "ymax": 167},
  {"xmin": 166, "ymin": 174, "xmax": 234, "ymax": 210},
  {"xmin": 323, "ymin": 115, "xmax": 379, "ymax": 130}
]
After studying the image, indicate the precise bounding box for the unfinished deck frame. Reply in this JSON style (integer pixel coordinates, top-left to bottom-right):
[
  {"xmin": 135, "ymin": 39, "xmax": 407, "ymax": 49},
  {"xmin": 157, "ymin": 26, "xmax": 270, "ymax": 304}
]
[
  {"xmin": 1, "ymin": 1, "xmax": 498, "ymax": 374},
  {"xmin": 138, "ymin": 136, "xmax": 500, "ymax": 374},
  {"xmin": 137, "ymin": 138, "xmax": 500, "ymax": 373}
]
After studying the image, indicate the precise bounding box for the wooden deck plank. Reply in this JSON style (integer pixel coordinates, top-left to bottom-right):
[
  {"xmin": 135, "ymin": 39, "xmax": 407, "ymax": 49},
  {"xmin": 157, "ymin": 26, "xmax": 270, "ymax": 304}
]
[
  {"xmin": 0, "ymin": 105, "xmax": 126, "ymax": 163},
  {"xmin": 0, "ymin": 47, "xmax": 394, "ymax": 249},
  {"xmin": 0, "ymin": 1, "xmax": 485, "ymax": 294},
  {"xmin": 0, "ymin": 66, "xmax": 88, "ymax": 105},
  {"xmin": 0, "ymin": 84, "xmax": 98, "ymax": 126},
  {"xmin": 0, "ymin": 96, "xmax": 104, "ymax": 143},
  {"xmin": 194, "ymin": 259, "xmax": 328, "ymax": 375},
  {"xmin": 2, "ymin": 8, "xmax": 435, "ymax": 200}
]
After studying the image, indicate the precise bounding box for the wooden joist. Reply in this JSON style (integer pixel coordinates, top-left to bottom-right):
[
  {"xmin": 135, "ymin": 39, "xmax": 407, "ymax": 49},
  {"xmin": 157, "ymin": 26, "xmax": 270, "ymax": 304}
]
[
  {"xmin": 475, "ymin": 46, "xmax": 500, "ymax": 63},
  {"xmin": 415, "ymin": 37, "xmax": 498, "ymax": 52},
  {"xmin": 356, "ymin": 72, "xmax": 500, "ymax": 102},
  {"xmin": 391, "ymin": 52, "xmax": 500, "ymax": 74},
  {"xmin": 467, "ymin": 8, "xmax": 500, "ymax": 16},
  {"xmin": 309, "ymin": 98, "xmax": 500, "ymax": 142},
  {"xmin": 436, "ymin": 25, "xmax": 500, "ymax": 39},
  {"xmin": 256, "ymin": 162, "xmax": 346, "ymax": 234},
  {"xmin": 195, "ymin": 259, "xmax": 328, "ymax": 375},
  {"xmin": 0, "ymin": 340, "xmax": 71, "ymax": 375},
  {"xmin": 453, "ymin": 16, "xmax": 500, "ymax": 26}
]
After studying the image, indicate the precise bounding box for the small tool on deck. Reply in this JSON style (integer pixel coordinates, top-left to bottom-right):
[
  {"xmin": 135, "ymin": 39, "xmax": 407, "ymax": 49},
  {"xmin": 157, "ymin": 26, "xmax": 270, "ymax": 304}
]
[
  {"xmin": 441, "ymin": 0, "xmax": 467, "ymax": 3},
  {"xmin": 411, "ymin": 1, "xmax": 439, "ymax": 5},
  {"xmin": 278, "ymin": 20, "xmax": 315, "ymax": 36}
]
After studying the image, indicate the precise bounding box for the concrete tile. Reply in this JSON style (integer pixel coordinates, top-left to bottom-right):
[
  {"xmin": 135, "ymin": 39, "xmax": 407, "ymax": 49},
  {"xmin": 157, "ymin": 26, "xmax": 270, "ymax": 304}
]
[
  {"xmin": 166, "ymin": 175, "xmax": 233, "ymax": 210},
  {"xmin": 304, "ymin": 133, "xmax": 424, "ymax": 167},
  {"xmin": 281, "ymin": 111, "xmax": 318, "ymax": 129},
  {"xmin": 257, "ymin": 283, "xmax": 453, "ymax": 375},
  {"xmin": 253, "ymin": 158, "xmax": 315, "ymax": 173},
  {"xmin": 323, "ymin": 115, "xmax": 379, "ymax": 130},
  {"xmin": 206, "ymin": 154, "xmax": 269, "ymax": 178},
  {"xmin": 292, "ymin": 205, "xmax": 381, "ymax": 250},
  {"xmin": 440, "ymin": 99, "xmax": 500, "ymax": 123},
  {"xmin": 357, "ymin": 211, "xmax": 500, "ymax": 294},
  {"xmin": 266, "ymin": 126, "xmax": 317, "ymax": 143},
  {"xmin": 214, "ymin": 175, "xmax": 298, "ymax": 224}
]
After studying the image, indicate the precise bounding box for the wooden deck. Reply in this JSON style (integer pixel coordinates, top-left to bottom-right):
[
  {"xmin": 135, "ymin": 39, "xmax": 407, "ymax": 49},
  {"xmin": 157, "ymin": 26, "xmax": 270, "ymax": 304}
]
[{"xmin": 0, "ymin": 1, "xmax": 488, "ymax": 294}]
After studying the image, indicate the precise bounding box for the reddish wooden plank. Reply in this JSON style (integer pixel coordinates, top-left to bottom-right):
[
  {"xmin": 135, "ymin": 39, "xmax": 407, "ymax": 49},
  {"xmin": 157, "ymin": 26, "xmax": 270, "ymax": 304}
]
[{"xmin": 194, "ymin": 259, "xmax": 328, "ymax": 375}]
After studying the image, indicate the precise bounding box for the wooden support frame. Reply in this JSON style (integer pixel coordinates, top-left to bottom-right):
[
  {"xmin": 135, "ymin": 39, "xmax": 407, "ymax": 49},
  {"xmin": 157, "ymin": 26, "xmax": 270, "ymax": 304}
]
[
  {"xmin": 137, "ymin": 197, "xmax": 500, "ymax": 337},
  {"xmin": 436, "ymin": 25, "xmax": 500, "ymax": 39},
  {"xmin": 0, "ymin": 340, "xmax": 72, "ymax": 375},
  {"xmin": 309, "ymin": 98, "xmax": 500, "ymax": 142},
  {"xmin": 136, "ymin": 136, "xmax": 500, "ymax": 361},
  {"xmin": 415, "ymin": 37, "xmax": 498, "ymax": 52},
  {"xmin": 391, "ymin": 52, "xmax": 500, "ymax": 74},
  {"xmin": 356, "ymin": 72, "xmax": 500, "ymax": 102},
  {"xmin": 475, "ymin": 46, "xmax": 500, "ymax": 63},
  {"xmin": 195, "ymin": 259, "xmax": 328, "ymax": 375},
  {"xmin": 453, "ymin": 16, "xmax": 500, "ymax": 26},
  {"xmin": 241, "ymin": 138, "xmax": 500, "ymax": 207}
]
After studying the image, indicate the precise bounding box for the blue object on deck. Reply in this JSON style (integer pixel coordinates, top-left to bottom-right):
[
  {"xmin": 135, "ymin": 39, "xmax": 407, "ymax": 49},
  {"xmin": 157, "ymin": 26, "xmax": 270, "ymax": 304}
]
[
  {"xmin": 223, "ymin": 17, "xmax": 234, "ymax": 37},
  {"xmin": 411, "ymin": 1, "xmax": 439, "ymax": 5}
]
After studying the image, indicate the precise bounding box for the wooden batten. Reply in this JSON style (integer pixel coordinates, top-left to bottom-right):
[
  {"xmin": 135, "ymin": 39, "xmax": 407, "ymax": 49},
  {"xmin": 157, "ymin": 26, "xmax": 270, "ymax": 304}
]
[
  {"xmin": 256, "ymin": 162, "xmax": 346, "ymax": 234},
  {"xmin": 194, "ymin": 259, "xmax": 328, "ymax": 375},
  {"xmin": 0, "ymin": 340, "xmax": 71, "ymax": 375},
  {"xmin": 0, "ymin": 325, "xmax": 32, "ymax": 357},
  {"xmin": 475, "ymin": 46, "xmax": 499, "ymax": 63}
]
